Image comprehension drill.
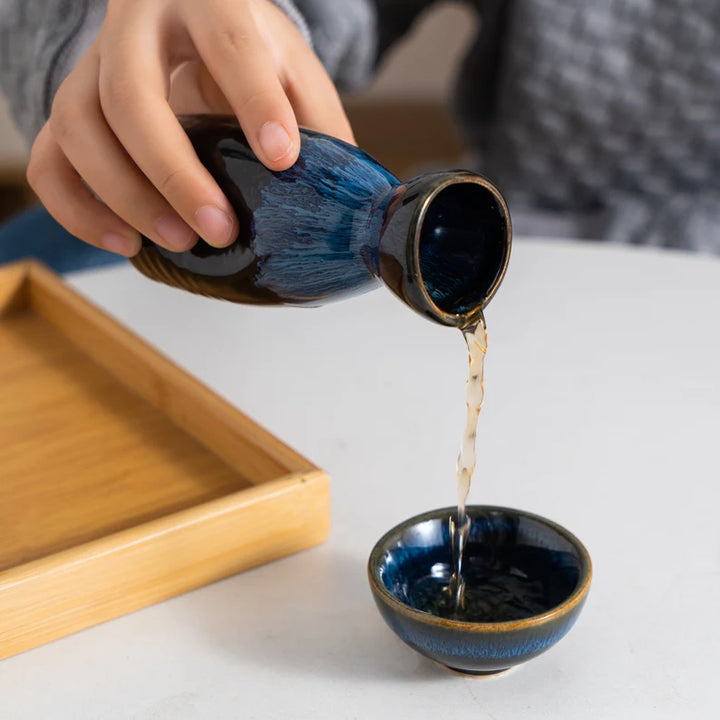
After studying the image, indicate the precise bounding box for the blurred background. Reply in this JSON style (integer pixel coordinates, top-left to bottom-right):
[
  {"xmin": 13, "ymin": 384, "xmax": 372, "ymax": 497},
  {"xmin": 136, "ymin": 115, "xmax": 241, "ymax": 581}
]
[{"xmin": 0, "ymin": 2, "xmax": 474, "ymax": 225}]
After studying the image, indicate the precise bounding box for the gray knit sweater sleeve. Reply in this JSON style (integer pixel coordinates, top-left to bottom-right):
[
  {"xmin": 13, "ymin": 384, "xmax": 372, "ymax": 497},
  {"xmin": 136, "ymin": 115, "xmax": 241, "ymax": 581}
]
[
  {"xmin": 288, "ymin": 0, "xmax": 377, "ymax": 90},
  {"xmin": 271, "ymin": 0, "xmax": 378, "ymax": 89},
  {"xmin": 0, "ymin": 0, "xmax": 108, "ymax": 144},
  {"xmin": 0, "ymin": 0, "xmax": 375, "ymax": 145}
]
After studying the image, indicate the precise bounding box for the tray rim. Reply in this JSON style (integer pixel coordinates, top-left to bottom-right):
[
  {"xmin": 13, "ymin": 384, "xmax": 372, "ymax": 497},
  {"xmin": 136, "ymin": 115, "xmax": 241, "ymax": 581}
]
[
  {"xmin": 0, "ymin": 259, "xmax": 330, "ymax": 659},
  {"xmin": 0, "ymin": 469, "xmax": 326, "ymax": 587}
]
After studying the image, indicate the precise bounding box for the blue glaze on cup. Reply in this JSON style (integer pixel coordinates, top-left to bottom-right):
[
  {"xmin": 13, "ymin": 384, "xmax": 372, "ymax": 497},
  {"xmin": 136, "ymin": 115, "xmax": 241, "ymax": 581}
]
[
  {"xmin": 131, "ymin": 115, "xmax": 511, "ymax": 328},
  {"xmin": 368, "ymin": 506, "xmax": 592, "ymax": 675}
]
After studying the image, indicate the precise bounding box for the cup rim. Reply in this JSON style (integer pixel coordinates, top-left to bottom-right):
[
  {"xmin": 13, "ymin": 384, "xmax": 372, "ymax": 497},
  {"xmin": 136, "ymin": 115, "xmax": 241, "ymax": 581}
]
[{"xmin": 368, "ymin": 505, "xmax": 592, "ymax": 633}]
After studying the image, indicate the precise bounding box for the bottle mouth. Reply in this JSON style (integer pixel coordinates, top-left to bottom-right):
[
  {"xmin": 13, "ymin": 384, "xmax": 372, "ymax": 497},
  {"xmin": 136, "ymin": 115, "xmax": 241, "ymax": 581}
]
[{"xmin": 413, "ymin": 174, "xmax": 511, "ymax": 327}]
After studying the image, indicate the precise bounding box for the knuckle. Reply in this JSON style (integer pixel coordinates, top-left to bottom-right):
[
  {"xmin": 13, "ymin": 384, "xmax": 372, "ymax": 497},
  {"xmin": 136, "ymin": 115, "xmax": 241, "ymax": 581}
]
[
  {"xmin": 26, "ymin": 134, "xmax": 51, "ymax": 189},
  {"xmin": 156, "ymin": 165, "xmax": 193, "ymax": 198},
  {"xmin": 25, "ymin": 156, "xmax": 42, "ymax": 190},
  {"xmin": 211, "ymin": 26, "xmax": 252, "ymax": 55},
  {"xmin": 48, "ymin": 94, "xmax": 76, "ymax": 145},
  {"xmin": 99, "ymin": 70, "xmax": 136, "ymax": 111},
  {"xmin": 236, "ymin": 87, "xmax": 277, "ymax": 116}
]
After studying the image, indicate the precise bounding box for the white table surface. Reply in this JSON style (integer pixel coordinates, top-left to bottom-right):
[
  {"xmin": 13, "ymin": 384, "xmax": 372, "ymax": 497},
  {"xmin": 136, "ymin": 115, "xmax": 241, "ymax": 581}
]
[{"xmin": 2, "ymin": 239, "xmax": 719, "ymax": 719}]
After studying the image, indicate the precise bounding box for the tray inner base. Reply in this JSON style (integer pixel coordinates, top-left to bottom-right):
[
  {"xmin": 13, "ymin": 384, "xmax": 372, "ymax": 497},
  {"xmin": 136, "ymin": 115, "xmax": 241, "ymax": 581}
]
[{"xmin": 0, "ymin": 310, "xmax": 252, "ymax": 572}]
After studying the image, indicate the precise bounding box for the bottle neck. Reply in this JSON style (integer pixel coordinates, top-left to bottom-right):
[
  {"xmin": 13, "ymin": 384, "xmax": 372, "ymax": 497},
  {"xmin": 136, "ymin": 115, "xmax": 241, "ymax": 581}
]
[{"xmin": 377, "ymin": 172, "xmax": 512, "ymax": 328}]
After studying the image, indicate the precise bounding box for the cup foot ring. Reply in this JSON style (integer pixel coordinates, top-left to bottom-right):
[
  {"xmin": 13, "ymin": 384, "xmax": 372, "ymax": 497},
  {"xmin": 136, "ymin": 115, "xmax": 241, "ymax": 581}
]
[{"xmin": 442, "ymin": 664, "xmax": 512, "ymax": 677}]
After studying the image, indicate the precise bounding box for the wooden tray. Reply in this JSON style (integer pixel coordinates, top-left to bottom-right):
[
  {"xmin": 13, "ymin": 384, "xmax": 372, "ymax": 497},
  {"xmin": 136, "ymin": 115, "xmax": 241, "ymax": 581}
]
[{"xmin": 0, "ymin": 261, "xmax": 330, "ymax": 660}]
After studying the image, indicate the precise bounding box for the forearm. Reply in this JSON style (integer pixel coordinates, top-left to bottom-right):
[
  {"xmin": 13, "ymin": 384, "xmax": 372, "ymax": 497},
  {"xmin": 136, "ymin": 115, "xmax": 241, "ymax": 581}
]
[{"xmin": 0, "ymin": 0, "xmax": 108, "ymax": 144}]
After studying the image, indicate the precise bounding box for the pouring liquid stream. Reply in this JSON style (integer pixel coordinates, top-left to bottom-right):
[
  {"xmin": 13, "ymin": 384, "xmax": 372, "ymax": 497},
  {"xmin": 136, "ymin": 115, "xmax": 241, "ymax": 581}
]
[
  {"xmin": 409, "ymin": 313, "xmax": 558, "ymax": 622},
  {"xmin": 448, "ymin": 313, "xmax": 487, "ymax": 615}
]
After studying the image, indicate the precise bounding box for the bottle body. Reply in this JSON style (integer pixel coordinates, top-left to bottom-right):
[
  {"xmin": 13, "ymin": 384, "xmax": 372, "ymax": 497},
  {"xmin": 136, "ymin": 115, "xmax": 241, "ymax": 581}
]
[
  {"xmin": 131, "ymin": 115, "xmax": 511, "ymax": 327},
  {"xmin": 132, "ymin": 115, "xmax": 397, "ymax": 306}
]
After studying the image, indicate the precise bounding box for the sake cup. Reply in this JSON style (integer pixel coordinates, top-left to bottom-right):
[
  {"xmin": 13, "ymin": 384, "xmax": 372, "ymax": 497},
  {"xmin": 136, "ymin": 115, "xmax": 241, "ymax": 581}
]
[{"xmin": 368, "ymin": 506, "xmax": 592, "ymax": 675}]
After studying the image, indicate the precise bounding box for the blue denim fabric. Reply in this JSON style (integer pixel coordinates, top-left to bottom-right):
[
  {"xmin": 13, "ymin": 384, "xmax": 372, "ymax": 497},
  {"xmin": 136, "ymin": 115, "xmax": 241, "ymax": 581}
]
[{"xmin": 0, "ymin": 207, "xmax": 125, "ymax": 274}]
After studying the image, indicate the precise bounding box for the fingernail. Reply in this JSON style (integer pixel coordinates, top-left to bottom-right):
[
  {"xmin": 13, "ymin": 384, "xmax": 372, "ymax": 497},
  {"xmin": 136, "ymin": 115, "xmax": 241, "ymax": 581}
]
[
  {"xmin": 195, "ymin": 205, "xmax": 235, "ymax": 246},
  {"xmin": 156, "ymin": 214, "xmax": 197, "ymax": 251},
  {"xmin": 101, "ymin": 232, "xmax": 136, "ymax": 257},
  {"xmin": 259, "ymin": 121, "xmax": 292, "ymax": 162}
]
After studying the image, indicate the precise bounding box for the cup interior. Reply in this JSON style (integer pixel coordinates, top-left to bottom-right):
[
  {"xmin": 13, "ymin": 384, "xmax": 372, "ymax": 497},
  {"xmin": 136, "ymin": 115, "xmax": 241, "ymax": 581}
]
[{"xmin": 373, "ymin": 507, "xmax": 589, "ymax": 624}]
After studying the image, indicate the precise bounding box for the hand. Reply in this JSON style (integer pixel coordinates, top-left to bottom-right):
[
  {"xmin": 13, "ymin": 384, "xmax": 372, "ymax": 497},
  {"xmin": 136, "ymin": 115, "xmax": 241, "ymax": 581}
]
[{"xmin": 27, "ymin": 0, "xmax": 354, "ymax": 257}]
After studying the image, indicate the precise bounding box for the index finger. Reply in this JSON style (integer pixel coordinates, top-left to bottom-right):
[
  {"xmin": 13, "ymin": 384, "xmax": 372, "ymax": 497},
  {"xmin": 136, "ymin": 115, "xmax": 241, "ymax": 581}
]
[
  {"xmin": 98, "ymin": 13, "xmax": 237, "ymax": 247},
  {"xmin": 181, "ymin": 0, "xmax": 301, "ymax": 170}
]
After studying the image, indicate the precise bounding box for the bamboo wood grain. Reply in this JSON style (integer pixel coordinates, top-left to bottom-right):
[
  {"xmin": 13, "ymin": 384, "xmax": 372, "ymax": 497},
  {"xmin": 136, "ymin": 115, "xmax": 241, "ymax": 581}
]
[
  {"xmin": 0, "ymin": 263, "xmax": 27, "ymax": 318},
  {"xmin": 25, "ymin": 261, "xmax": 317, "ymax": 480},
  {"xmin": 0, "ymin": 261, "xmax": 330, "ymax": 660},
  {"xmin": 0, "ymin": 471, "xmax": 329, "ymax": 660}
]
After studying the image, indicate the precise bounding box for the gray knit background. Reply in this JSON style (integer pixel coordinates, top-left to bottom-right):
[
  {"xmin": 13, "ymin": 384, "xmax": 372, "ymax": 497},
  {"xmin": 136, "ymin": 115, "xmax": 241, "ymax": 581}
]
[
  {"xmin": 2, "ymin": 0, "xmax": 718, "ymax": 251},
  {"xmin": 459, "ymin": 0, "xmax": 720, "ymax": 250}
]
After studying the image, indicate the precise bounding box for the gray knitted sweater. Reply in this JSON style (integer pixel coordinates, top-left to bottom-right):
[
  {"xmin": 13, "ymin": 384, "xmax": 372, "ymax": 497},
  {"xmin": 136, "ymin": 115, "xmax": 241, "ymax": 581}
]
[{"xmin": 1, "ymin": 0, "xmax": 718, "ymax": 251}]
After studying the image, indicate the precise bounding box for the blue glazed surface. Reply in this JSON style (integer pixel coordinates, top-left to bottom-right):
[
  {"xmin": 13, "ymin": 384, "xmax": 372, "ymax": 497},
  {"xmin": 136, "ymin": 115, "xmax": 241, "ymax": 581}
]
[
  {"xmin": 251, "ymin": 132, "xmax": 398, "ymax": 300},
  {"xmin": 141, "ymin": 116, "xmax": 400, "ymax": 305},
  {"xmin": 131, "ymin": 115, "xmax": 511, "ymax": 326},
  {"xmin": 368, "ymin": 506, "xmax": 591, "ymax": 674}
]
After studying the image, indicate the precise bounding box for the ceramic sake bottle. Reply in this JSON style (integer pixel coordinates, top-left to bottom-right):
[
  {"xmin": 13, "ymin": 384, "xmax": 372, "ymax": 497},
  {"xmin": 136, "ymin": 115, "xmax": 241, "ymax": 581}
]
[{"xmin": 130, "ymin": 115, "xmax": 511, "ymax": 328}]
